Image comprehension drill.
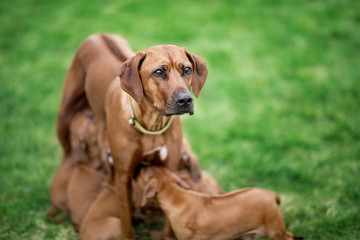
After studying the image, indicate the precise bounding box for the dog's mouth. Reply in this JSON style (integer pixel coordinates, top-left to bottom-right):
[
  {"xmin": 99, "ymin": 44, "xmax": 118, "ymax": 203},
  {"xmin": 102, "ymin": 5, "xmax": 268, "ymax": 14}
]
[{"xmin": 158, "ymin": 104, "xmax": 194, "ymax": 116}]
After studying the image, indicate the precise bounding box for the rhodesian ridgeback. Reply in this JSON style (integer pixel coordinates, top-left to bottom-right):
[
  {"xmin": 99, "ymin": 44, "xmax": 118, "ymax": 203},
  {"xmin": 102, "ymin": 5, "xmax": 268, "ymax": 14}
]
[
  {"xmin": 56, "ymin": 33, "xmax": 208, "ymax": 238},
  {"xmin": 47, "ymin": 109, "xmax": 94, "ymax": 223},
  {"xmin": 137, "ymin": 166, "xmax": 303, "ymax": 240}
]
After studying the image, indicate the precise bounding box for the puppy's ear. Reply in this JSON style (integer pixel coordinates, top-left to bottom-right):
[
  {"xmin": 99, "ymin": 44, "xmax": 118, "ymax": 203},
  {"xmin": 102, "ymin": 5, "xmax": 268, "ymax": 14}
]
[
  {"xmin": 176, "ymin": 179, "xmax": 191, "ymax": 189},
  {"xmin": 119, "ymin": 51, "xmax": 147, "ymax": 104},
  {"xmin": 141, "ymin": 178, "xmax": 158, "ymax": 207},
  {"xmin": 143, "ymin": 167, "xmax": 154, "ymax": 182},
  {"xmin": 189, "ymin": 156, "xmax": 202, "ymax": 182},
  {"xmin": 184, "ymin": 48, "xmax": 208, "ymax": 98},
  {"xmin": 181, "ymin": 139, "xmax": 202, "ymax": 182}
]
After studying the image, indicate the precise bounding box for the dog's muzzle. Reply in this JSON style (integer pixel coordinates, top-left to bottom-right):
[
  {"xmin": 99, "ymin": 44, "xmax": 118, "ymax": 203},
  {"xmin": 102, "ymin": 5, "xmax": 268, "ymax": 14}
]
[{"xmin": 160, "ymin": 91, "xmax": 194, "ymax": 116}]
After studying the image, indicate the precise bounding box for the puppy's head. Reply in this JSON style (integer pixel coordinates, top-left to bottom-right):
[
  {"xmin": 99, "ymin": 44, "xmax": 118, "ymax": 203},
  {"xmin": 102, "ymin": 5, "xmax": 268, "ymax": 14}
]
[
  {"xmin": 69, "ymin": 109, "xmax": 97, "ymax": 163},
  {"xmin": 136, "ymin": 166, "xmax": 190, "ymax": 207},
  {"xmin": 119, "ymin": 45, "xmax": 208, "ymax": 116}
]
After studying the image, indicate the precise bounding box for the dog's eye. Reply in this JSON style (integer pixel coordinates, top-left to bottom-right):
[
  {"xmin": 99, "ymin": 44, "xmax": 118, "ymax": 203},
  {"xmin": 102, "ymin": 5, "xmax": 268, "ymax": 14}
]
[
  {"xmin": 184, "ymin": 67, "xmax": 192, "ymax": 75},
  {"xmin": 153, "ymin": 69, "xmax": 164, "ymax": 77}
]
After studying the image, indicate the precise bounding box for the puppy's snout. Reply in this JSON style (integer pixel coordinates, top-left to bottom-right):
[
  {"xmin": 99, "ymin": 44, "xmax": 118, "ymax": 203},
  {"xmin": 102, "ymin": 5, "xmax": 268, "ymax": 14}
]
[{"xmin": 175, "ymin": 92, "xmax": 193, "ymax": 107}]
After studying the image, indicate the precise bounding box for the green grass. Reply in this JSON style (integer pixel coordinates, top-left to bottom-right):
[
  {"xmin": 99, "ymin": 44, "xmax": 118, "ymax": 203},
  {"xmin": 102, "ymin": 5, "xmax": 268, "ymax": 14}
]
[{"xmin": 1, "ymin": 0, "xmax": 360, "ymax": 239}]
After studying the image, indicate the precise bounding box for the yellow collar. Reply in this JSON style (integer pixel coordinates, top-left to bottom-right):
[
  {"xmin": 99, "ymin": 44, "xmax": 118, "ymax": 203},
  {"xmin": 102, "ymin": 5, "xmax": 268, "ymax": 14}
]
[{"xmin": 126, "ymin": 94, "xmax": 174, "ymax": 135}]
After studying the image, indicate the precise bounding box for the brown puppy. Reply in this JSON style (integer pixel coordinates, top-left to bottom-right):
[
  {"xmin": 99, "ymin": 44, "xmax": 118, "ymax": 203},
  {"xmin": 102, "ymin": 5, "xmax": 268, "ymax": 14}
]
[
  {"xmin": 66, "ymin": 110, "xmax": 109, "ymax": 231},
  {"xmin": 79, "ymin": 178, "xmax": 160, "ymax": 240},
  {"xmin": 137, "ymin": 166, "xmax": 302, "ymax": 240},
  {"xmin": 47, "ymin": 109, "xmax": 94, "ymax": 223},
  {"xmin": 56, "ymin": 33, "xmax": 208, "ymax": 238},
  {"xmin": 79, "ymin": 181, "xmax": 122, "ymax": 240},
  {"xmin": 133, "ymin": 138, "xmax": 222, "ymax": 226},
  {"xmin": 47, "ymin": 160, "xmax": 73, "ymax": 223}
]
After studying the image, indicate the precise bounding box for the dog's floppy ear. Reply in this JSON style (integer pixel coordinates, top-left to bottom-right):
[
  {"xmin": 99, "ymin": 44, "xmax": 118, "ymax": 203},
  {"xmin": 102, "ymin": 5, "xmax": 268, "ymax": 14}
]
[
  {"xmin": 184, "ymin": 48, "xmax": 208, "ymax": 98},
  {"xmin": 141, "ymin": 178, "xmax": 158, "ymax": 207},
  {"xmin": 119, "ymin": 51, "xmax": 147, "ymax": 104}
]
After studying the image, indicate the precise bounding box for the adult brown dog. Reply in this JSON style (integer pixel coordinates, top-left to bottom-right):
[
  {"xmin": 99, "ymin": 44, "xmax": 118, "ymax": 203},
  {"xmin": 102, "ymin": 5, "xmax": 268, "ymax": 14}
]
[
  {"xmin": 56, "ymin": 33, "xmax": 208, "ymax": 238},
  {"xmin": 137, "ymin": 166, "xmax": 303, "ymax": 240}
]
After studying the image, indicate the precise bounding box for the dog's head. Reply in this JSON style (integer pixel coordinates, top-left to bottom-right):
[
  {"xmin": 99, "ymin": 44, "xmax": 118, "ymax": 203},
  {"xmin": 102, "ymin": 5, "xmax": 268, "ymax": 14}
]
[
  {"xmin": 69, "ymin": 109, "xmax": 98, "ymax": 163},
  {"xmin": 119, "ymin": 45, "xmax": 208, "ymax": 116},
  {"xmin": 136, "ymin": 166, "xmax": 190, "ymax": 207}
]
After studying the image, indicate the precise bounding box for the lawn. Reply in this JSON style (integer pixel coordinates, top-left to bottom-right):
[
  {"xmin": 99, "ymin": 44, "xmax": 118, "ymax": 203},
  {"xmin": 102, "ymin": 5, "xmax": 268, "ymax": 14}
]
[{"xmin": 1, "ymin": 0, "xmax": 359, "ymax": 239}]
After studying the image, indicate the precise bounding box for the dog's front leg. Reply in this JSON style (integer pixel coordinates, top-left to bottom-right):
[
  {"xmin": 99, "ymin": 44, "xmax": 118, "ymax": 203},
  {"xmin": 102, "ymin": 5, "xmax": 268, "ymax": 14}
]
[
  {"xmin": 114, "ymin": 170, "xmax": 135, "ymax": 240},
  {"xmin": 110, "ymin": 141, "xmax": 142, "ymax": 240},
  {"xmin": 163, "ymin": 216, "xmax": 177, "ymax": 240}
]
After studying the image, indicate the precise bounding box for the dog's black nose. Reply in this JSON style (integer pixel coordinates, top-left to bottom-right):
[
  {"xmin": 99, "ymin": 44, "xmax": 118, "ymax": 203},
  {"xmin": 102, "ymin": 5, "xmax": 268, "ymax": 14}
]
[{"xmin": 175, "ymin": 92, "xmax": 193, "ymax": 106}]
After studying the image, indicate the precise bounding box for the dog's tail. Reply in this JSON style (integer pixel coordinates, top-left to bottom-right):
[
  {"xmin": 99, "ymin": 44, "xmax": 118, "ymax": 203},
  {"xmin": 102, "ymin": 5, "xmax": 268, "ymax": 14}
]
[
  {"xmin": 286, "ymin": 231, "xmax": 304, "ymax": 240},
  {"xmin": 293, "ymin": 236, "xmax": 304, "ymax": 240},
  {"xmin": 46, "ymin": 205, "xmax": 69, "ymax": 223}
]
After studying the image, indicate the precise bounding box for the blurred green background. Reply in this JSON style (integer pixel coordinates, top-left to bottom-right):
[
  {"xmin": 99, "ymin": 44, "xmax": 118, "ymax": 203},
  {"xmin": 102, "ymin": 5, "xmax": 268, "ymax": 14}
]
[{"xmin": 1, "ymin": 0, "xmax": 359, "ymax": 239}]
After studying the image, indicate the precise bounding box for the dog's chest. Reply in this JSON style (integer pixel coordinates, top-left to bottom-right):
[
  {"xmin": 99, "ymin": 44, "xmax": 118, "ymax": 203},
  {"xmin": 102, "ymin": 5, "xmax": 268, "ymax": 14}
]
[
  {"xmin": 141, "ymin": 135, "xmax": 180, "ymax": 167},
  {"xmin": 141, "ymin": 136, "xmax": 168, "ymax": 161},
  {"xmin": 143, "ymin": 145, "xmax": 168, "ymax": 161}
]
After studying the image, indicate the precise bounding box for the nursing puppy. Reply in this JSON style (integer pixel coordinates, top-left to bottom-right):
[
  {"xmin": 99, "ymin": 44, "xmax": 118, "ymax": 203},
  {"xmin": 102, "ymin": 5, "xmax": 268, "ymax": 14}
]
[
  {"xmin": 133, "ymin": 138, "xmax": 223, "ymax": 226},
  {"xmin": 78, "ymin": 181, "xmax": 122, "ymax": 240},
  {"xmin": 66, "ymin": 111, "xmax": 109, "ymax": 231},
  {"xmin": 47, "ymin": 109, "xmax": 95, "ymax": 223},
  {"xmin": 137, "ymin": 166, "xmax": 302, "ymax": 240},
  {"xmin": 133, "ymin": 138, "xmax": 222, "ymax": 225}
]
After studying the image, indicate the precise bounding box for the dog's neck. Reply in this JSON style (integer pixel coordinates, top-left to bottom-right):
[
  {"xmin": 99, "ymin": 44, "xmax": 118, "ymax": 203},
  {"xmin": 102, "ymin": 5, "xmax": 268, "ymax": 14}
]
[{"xmin": 130, "ymin": 96, "xmax": 171, "ymax": 132}]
